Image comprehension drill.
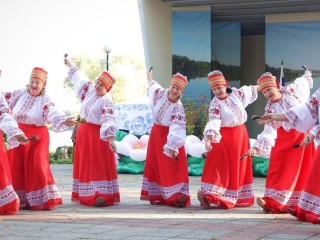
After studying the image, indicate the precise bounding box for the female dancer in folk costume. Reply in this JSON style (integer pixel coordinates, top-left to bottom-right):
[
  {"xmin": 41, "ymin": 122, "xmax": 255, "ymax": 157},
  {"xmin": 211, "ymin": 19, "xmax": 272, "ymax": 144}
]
[
  {"xmin": 0, "ymin": 76, "xmax": 29, "ymax": 215},
  {"xmin": 64, "ymin": 58, "xmax": 119, "ymax": 207},
  {"xmin": 248, "ymin": 70, "xmax": 314, "ymax": 213},
  {"xmin": 197, "ymin": 70, "xmax": 258, "ymax": 209},
  {"xmin": 257, "ymin": 87, "xmax": 320, "ymax": 224},
  {"xmin": 3, "ymin": 67, "xmax": 75, "ymax": 210},
  {"xmin": 140, "ymin": 69, "xmax": 190, "ymax": 208}
]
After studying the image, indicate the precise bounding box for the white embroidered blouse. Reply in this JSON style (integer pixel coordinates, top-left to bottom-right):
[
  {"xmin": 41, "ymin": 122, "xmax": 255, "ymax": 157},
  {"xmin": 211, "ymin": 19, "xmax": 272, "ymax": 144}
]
[
  {"xmin": 203, "ymin": 85, "xmax": 258, "ymax": 142},
  {"xmin": 68, "ymin": 67, "xmax": 117, "ymax": 140},
  {"xmin": 0, "ymin": 93, "xmax": 24, "ymax": 149},
  {"xmin": 3, "ymin": 88, "xmax": 69, "ymax": 132},
  {"xmin": 253, "ymin": 74, "xmax": 313, "ymax": 156},
  {"xmin": 284, "ymin": 88, "xmax": 320, "ymax": 144},
  {"xmin": 148, "ymin": 79, "xmax": 186, "ymax": 156}
]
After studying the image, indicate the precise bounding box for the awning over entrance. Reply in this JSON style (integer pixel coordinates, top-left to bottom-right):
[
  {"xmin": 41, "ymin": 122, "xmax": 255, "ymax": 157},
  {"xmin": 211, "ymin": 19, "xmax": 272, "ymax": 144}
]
[{"xmin": 162, "ymin": 0, "xmax": 320, "ymax": 35}]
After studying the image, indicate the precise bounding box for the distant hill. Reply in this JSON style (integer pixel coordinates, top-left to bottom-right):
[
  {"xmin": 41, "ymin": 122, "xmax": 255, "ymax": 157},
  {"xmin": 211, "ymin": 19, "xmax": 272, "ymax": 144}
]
[
  {"xmin": 266, "ymin": 64, "xmax": 320, "ymax": 82},
  {"xmin": 172, "ymin": 55, "xmax": 320, "ymax": 85}
]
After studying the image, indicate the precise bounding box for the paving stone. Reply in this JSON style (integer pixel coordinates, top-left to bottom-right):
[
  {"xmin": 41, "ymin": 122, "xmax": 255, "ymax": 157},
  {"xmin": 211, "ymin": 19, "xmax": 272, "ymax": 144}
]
[{"xmin": 1, "ymin": 164, "xmax": 320, "ymax": 240}]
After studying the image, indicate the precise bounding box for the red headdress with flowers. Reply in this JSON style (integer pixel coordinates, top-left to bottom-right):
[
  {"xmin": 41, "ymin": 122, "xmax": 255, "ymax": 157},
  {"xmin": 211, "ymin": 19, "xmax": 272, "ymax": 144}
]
[
  {"xmin": 170, "ymin": 72, "xmax": 188, "ymax": 92},
  {"xmin": 30, "ymin": 67, "xmax": 48, "ymax": 86},
  {"xmin": 257, "ymin": 72, "xmax": 279, "ymax": 91},
  {"xmin": 97, "ymin": 71, "xmax": 115, "ymax": 92},
  {"xmin": 207, "ymin": 70, "xmax": 228, "ymax": 88}
]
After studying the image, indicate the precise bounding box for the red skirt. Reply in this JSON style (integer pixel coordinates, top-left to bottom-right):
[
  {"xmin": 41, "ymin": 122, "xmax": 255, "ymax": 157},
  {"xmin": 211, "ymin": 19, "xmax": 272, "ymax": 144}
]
[
  {"xmin": 140, "ymin": 124, "xmax": 190, "ymax": 207},
  {"xmin": 0, "ymin": 132, "xmax": 19, "ymax": 215},
  {"xmin": 72, "ymin": 123, "xmax": 120, "ymax": 206},
  {"xmin": 295, "ymin": 146, "xmax": 320, "ymax": 223},
  {"xmin": 262, "ymin": 127, "xmax": 314, "ymax": 213},
  {"xmin": 7, "ymin": 124, "xmax": 62, "ymax": 210},
  {"xmin": 200, "ymin": 124, "xmax": 254, "ymax": 209}
]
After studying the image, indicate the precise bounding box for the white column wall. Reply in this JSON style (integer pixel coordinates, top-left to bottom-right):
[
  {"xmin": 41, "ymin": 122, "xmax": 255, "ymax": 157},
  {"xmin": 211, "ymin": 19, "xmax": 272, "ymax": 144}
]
[{"xmin": 138, "ymin": 0, "xmax": 173, "ymax": 87}]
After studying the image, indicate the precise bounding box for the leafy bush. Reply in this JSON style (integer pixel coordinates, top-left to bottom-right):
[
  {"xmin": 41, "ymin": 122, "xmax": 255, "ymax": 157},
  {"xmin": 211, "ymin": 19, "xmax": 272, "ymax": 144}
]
[
  {"xmin": 183, "ymin": 95, "xmax": 210, "ymax": 139},
  {"xmin": 50, "ymin": 157, "xmax": 73, "ymax": 164},
  {"xmin": 49, "ymin": 146, "xmax": 73, "ymax": 164}
]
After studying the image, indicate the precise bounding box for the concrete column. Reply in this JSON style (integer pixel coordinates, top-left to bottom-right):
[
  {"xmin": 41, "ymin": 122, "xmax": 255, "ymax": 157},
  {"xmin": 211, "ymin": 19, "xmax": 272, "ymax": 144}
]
[{"xmin": 241, "ymin": 35, "xmax": 266, "ymax": 138}]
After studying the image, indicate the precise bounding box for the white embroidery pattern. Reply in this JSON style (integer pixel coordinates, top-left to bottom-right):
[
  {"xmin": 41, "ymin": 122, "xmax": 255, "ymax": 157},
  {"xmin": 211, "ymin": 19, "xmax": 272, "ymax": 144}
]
[
  {"xmin": 299, "ymin": 191, "xmax": 320, "ymax": 215},
  {"xmin": 16, "ymin": 94, "xmax": 36, "ymax": 123},
  {"xmin": 201, "ymin": 182, "xmax": 253, "ymax": 204},
  {"xmin": 141, "ymin": 177, "xmax": 189, "ymax": 199},
  {"xmin": 16, "ymin": 184, "xmax": 61, "ymax": 207},
  {"xmin": 0, "ymin": 185, "xmax": 18, "ymax": 207},
  {"xmin": 83, "ymin": 95, "xmax": 99, "ymax": 119},
  {"xmin": 72, "ymin": 179, "xmax": 120, "ymax": 196},
  {"xmin": 264, "ymin": 188, "xmax": 301, "ymax": 206}
]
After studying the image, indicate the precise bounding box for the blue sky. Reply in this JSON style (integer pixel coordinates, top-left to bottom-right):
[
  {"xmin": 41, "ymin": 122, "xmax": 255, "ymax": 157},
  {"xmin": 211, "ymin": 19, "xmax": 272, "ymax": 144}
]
[
  {"xmin": 172, "ymin": 11, "xmax": 211, "ymax": 62},
  {"xmin": 266, "ymin": 21, "xmax": 320, "ymax": 70},
  {"xmin": 0, "ymin": 0, "xmax": 144, "ymax": 111},
  {"xmin": 172, "ymin": 12, "xmax": 241, "ymax": 66}
]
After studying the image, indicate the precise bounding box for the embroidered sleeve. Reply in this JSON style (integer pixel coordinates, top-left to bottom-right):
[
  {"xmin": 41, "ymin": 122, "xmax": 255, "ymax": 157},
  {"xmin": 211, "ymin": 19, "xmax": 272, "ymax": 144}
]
[
  {"xmin": 203, "ymin": 99, "xmax": 222, "ymax": 142},
  {"xmin": 236, "ymin": 85, "xmax": 258, "ymax": 108},
  {"xmin": 283, "ymin": 109, "xmax": 299, "ymax": 126},
  {"xmin": 100, "ymin": 99, "xmax": 117, "ymax": 140},
  {"xmin": 2, "ymin": 89, "xmax": 22, "ymax": 109},
  {"xmin": 305, "ymin": 89, "xmax": 320, "ymax": 143},
  {"xmin": 147, "ymin": 79, "xmax": 165, "ymax": 107},
  {"xmin": 285, "ymin": 74, "xmax": 313, "ymax": 103},
  {"xmin": 284, "ymin": 105, "xmax": 315, "ymax": 133},
  {"xmin": 0, "ymin": 94, "xmax": 23, "ymax": 149},
  {"xmin": 163, "ymin": 103, "xmax": 186, "ymax": 156},
  {"xmin": 309, "ymin": 125, "xmax": 320, "ymax": 144},
  {"xmin": 0, "ymin": 94, "xmax": 10, "ymax": 123},
  {"xmin": 253, "ymin": 124, "xmax": 277, "ymax": 157},
  {"xmin": 68, "ymin": 66, "xmax": 78, "ymax": 79},
  {"xmin": 306, "ymin": 94, "xmax": 319, "ymax": 122},
  {"xmin": 302, "ymin": 71, "xmax": 313, "ymax": 89},
  {"xmin": 42, "ymin": 95, "xmax": 69, "ymax": 132},
  {"xmin": 283, "ymin": 90, "xmax": 320, "ymax": 133},
  {"xmin": 67, "ymin": 66, "xmax": 93, "ymax": 102}
]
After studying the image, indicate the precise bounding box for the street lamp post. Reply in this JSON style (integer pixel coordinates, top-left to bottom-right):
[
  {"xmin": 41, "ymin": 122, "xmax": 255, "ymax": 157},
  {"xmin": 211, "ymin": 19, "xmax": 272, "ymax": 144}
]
[{"xmin": 103, "ymin": 44, "xmax": 111, "ymax": 71}]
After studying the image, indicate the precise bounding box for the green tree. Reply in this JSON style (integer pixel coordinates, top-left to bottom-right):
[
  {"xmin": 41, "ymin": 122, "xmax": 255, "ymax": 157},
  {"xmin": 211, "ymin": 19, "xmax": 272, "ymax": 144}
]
[
  {"xmin": 63, "ymin": 53, "xmax": 146, "ymax": 104},
  {"xmin": 110, "ymin": 54, "xmax": 147, "ymax": 103}
]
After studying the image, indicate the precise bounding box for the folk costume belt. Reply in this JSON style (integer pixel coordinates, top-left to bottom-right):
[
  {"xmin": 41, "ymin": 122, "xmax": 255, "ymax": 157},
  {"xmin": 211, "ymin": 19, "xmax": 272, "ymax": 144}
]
[{"xmin": 79, "ymin": 118, "xmax": 87, "ymax": 123}]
